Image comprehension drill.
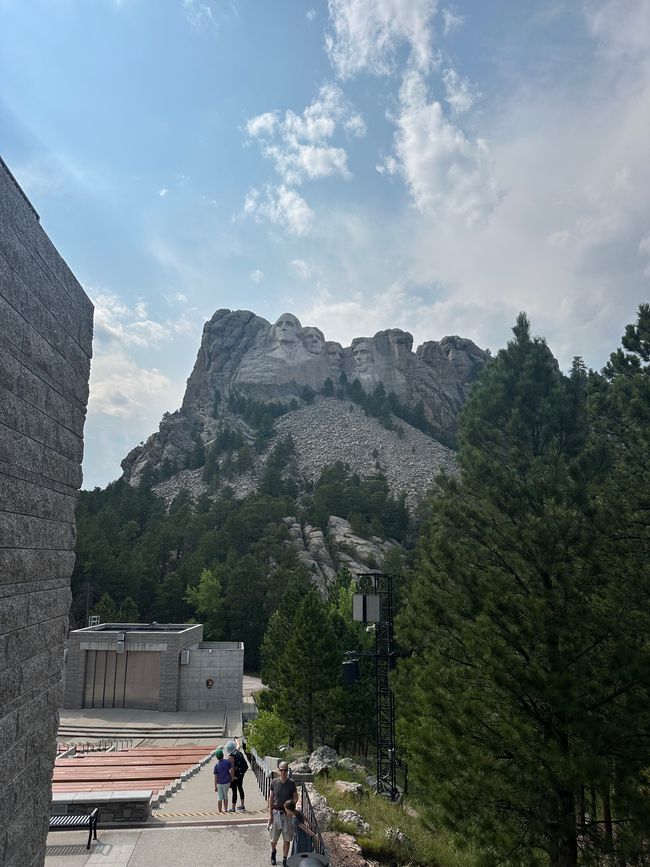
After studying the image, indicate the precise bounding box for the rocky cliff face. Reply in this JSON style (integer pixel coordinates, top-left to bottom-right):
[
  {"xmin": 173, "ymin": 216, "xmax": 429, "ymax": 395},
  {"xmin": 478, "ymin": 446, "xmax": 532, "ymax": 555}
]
[{"xmin": 121, "ymin": 308, "xmax": 489, "ymax": 492}]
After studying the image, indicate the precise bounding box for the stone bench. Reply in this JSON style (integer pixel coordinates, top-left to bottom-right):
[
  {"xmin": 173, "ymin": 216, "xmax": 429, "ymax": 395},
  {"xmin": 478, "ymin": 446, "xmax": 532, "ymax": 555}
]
[{"xmin": 49, "ymin": 808, "xmax": 98, "ymax": 849}]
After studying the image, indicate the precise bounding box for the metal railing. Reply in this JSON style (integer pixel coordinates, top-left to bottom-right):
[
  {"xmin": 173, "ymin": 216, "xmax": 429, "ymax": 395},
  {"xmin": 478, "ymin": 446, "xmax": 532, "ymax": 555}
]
[
  {"xmin": 248, "ymin": 751, "xmax": 327, "ymax": 858},
  {"xmin": 249, "ymin": 747, "xmax": 273, "ymax": 800},
  {"xmin": 296, "ymin": 782, "xmax": 328, "ymax": 857},
  {"xmin": 57, "ymin": 738, "xmax": 134, "ymax": 754}
]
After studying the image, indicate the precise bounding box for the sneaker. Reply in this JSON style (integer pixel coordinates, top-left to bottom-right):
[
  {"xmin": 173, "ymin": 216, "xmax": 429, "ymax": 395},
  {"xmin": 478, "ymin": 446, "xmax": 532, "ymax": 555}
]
[
  {"xmin": 271, "ymin": 853, "xmax": 277, "ymax": 866},
  {"xmin": 228, "ymin": 807, "xmax": 236, "ymax": 813},
  {"xmin": 237, "ymin": 805, "xmax": 246, "ymax": 812}
]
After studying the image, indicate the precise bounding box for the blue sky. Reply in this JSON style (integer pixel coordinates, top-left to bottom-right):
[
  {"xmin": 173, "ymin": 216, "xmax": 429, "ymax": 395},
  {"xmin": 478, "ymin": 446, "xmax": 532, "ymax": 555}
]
[{"xmin": 2, "ymin": 0, "xmax": 649, "ymax": 489}]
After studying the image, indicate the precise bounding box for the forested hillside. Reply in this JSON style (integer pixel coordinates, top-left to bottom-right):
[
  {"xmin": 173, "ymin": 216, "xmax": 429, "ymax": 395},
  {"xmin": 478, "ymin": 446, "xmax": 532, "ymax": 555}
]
[
  {"xmin": 72, "ymin": 453, "xmax": 411, "ymax": 670},
  {"xmin": 72, "ymin": 306, "xmax": 650, "ymax": 866}
]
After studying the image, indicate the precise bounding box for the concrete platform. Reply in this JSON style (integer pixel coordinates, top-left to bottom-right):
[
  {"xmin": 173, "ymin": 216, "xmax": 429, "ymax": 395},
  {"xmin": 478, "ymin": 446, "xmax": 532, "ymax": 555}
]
[
  {"xmin": 57, "ymin": 674, "xmax": 262, "ymax": 748},
  {"xmin": 58, "ymin": 707, "xmax": 231, "ymax": 747},
  {"xmin": 45, "ymin": 824, "xmax": 271, "ymax": 866}
]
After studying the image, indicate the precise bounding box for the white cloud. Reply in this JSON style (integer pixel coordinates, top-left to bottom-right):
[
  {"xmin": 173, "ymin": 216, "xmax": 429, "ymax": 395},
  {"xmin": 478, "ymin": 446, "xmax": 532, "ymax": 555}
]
[
  {"xmin": 263, "ymin": 142, "xmax": 350, "ymax": 185},
  {"xmin": 290, "ymin": 258, "xmax": 312, "ymax": 278},
  {"xmin": 246, "ymin": 83, "xmax": 364, "ymax": 185},
  {"xmin": 640, "ymin": 231, "xmax": 650, "ymax": 276},
  {"xmin": 639, "ymin": 231, "xmax": 650, "ymax": 257},
  {"xmin": 250, "ymin": 269, "xmax": 265, "ymax": 282},
  {"xmin": 85, "ymin": 287, "xmax": 203, "ymax": 444},
  {"xmin": 379, "ymin": 70, "xmax": 501, "ymax": 226},
  {"xmin": 442, "ymin": 68, "xmax": 478, "ymax": 114},
  {"xmin": 344, "ymin": 114, "xmax": 367, "ymax": 137},
  {"xmin": 243, "ymin": 185, "xmax": 314, "ymax": 236},
  {"xmin": 325, "ymin": 0, "xmax": 438, "ymax": 78},
  {"xmin": 93, "ymin": 293, "xmax": 169, "ymax": 348},
  {"xmin": 546, "ymin": 230, "xmax": 570, "ymax": 247},
  {"xmin": 584, "ymin": 0, "xmax": 650, "ymax": 59},
  {"xmin": 159, "ymin": 187, "xmax": 169, "ymax": 197},
  {"xmin": 246, "ymin": 111, "xmax": 278, "ymax": 138},
  {"xmin": 92, "ymin": 290, "xmax": 201, "ymax": 348},
  {"xmin": 306, "ymin": 8, "xmax": 317, "ymax": 20},
  {"xmin": 182, "ymin": 0, "xmax": 218, "ymax": 32},
  {"xmin": 88, "ymin": 350, "xmax": 173, "ymax": 419},
  {"xmin": 441, "ymin": 6, "xmax": 464, "ymax": 36}
]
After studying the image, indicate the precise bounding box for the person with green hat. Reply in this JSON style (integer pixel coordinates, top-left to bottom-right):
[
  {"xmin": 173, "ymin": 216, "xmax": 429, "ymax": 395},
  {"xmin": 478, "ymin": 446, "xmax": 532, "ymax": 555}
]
[{"xmin": 213, "ymin": 748, "xmax": 232, "ymax": 814}]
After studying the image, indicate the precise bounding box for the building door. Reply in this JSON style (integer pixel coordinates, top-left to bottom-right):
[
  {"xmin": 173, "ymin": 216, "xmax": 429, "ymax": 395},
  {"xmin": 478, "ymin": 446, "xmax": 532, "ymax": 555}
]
[{"xmin": 82, "ymin": 650, "xmax": 161, "ymax": 710}]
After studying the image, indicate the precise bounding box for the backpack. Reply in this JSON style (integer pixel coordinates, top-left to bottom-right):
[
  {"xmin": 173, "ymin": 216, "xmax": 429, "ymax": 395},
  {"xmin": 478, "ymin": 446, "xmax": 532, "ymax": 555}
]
[{"xmin": 233, "ymin": 749, "xmax": 248, "ymax": 777}]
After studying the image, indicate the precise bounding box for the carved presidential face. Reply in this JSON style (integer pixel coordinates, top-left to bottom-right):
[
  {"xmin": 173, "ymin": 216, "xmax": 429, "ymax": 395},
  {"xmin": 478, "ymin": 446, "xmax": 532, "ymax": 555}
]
[
  {"xmin": 302, "ymin": 327, "xmax": 325, "ymax": 355},
  {"xmin": 273, "ymin": 313, "xmax": 301, "ymax": 346},
  {"xmin": 388, "ymin": 329, "xmax": 413, "ymax": 352},
  {"xmin": 353, "ymin": 341, "xmax": 373, "ymax": 372},
  {"xmin": 326, "ymin": 341, "xmax": 342, "ymax": 371}
]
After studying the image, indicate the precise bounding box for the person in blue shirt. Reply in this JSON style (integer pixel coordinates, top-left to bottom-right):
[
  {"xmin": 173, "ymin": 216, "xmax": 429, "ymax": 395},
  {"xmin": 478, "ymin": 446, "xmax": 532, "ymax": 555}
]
[{"xmin": 213, "ymin": 748, "xmax": 232, "ymax": 814}]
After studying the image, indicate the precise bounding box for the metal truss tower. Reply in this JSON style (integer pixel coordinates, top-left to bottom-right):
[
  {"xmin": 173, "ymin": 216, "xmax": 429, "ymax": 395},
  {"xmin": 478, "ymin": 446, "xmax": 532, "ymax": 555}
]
[{"xmin": 356, "ymin": 573, "xmax": 398, "ymax": 800}]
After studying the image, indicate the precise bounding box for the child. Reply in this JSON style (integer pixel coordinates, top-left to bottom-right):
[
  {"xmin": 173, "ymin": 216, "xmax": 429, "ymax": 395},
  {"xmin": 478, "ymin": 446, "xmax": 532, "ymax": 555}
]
[
  {"xmin": 284, "ymin": 799, "xmax": 317, "ymax": 854},
  {"xmin": 213, "ymin": 748, "xmax": 232, "ymax": 814}
]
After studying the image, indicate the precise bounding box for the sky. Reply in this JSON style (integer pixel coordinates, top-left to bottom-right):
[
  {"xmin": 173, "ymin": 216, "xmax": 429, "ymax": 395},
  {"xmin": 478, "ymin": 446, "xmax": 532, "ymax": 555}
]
[{"xmin": 1, "ymin": 0, "xmax": 649, "ymax": 489}]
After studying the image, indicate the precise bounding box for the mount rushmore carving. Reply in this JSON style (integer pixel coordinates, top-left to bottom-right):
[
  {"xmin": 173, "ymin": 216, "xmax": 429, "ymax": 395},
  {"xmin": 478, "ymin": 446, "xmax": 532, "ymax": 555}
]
[{"xmin": 121, "ymin": 308, "xmax": 490, "ymax": 484}]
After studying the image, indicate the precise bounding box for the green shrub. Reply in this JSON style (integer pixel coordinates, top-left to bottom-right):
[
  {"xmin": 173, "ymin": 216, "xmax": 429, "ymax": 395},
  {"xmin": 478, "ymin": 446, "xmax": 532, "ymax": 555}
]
[{"xmin": 245, "ymin": 710, "xmax": 291, "ymax": 757}]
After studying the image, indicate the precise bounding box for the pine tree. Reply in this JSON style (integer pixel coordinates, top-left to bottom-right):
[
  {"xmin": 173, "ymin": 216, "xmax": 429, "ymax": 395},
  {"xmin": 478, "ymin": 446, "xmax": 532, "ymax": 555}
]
[
  {"xmin": 585, "ymin": 304, "xmax": 650, "ymax": 861},
  {"xmin": 275, "ymin": 589, "xmax": 341, "ymax": 752},
  {"xmin": 118, "ymin": 595, "xmax": 139, "ymax": 622},
  {"xmin": 396, "ymin": 314, "xmax": 650, "ymax": 866},
  {"xmin": 92, "ymin": 592, "xmax": 119, "ymax": 624},
  {"xmin": 185, "ymin": 568, "xmax": 222, "ymax": 639}
]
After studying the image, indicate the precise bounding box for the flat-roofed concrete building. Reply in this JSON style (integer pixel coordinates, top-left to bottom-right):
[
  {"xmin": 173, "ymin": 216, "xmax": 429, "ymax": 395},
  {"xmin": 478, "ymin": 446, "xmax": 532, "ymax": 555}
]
[{"xmin": 62, "ymin": 622, "xmax": 244, "ymax": 712}]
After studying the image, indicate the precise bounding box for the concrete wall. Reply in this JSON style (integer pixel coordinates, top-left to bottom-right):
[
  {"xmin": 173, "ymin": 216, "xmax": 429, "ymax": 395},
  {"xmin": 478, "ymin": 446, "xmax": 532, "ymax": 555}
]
[
  {"xmin": 0, "ymin": 157, "xmax": 93, "ymax": 867},
  {"xmin": 62, "ymin": 625, "xmax": 206, "ymax": 712},
  {"xmin": 178, "ymin": 642, "xmax": 244, "ymax": 710}
]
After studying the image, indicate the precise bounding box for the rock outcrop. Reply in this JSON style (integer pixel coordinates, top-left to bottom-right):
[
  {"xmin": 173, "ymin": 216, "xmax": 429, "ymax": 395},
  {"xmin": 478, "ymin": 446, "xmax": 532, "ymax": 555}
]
[
  {"xmin": 321, "ymin": 833, "xmax": 379, "ymax": 867},
  {"xmin": 121, "ymin": 308, "xmax": 489, "ymax": 487},
  {"xmin": 309, "ymin": 745, "xmax": 339, "ymax": 776}
]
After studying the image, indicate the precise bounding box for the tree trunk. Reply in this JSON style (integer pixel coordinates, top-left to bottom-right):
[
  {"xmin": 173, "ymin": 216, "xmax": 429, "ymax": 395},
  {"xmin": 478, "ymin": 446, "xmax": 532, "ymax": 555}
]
[
  {"xmin": 603, "ymin": 784, "xmax": 614, "ymax": 853},
  {"xmin": 306, "ymin": 691, "xmax": 314, "ymax": 753},
  {"xmin": 549, "ymin": 788, "xmax": 579, "ymax": 867},
  {"xmin": 590, "ymin": 785, "xmax": 597, "ymax": 824}
]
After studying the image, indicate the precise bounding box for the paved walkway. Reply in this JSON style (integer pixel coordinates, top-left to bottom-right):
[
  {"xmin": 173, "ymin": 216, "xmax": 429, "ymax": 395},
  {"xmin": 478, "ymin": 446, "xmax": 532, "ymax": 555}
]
[
  {"xmin": 48, "ymin": 691, "xmax": 274, "ymax": 864},
  {"xmin": 151, "ymin": 758, "xmax": 268, "ymax": 824},
  {"xmin": 46, "ymin": 761, "xmax": 271, "ymax": 865},
  {"xmin": 44, "ymin": 824, "xmax": 271, "ymax": 866}
]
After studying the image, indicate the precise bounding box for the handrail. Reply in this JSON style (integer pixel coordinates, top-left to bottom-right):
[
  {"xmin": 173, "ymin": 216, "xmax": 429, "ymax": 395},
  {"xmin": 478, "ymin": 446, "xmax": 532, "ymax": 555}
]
[
  {"xmin": 295, "ymin": 782, "xmax": 328, "ymax": 857},
  {"xmin": 249, "ymin": 754, "xmax": 328, "ymax": 857},
  {"xmin": 249, "ymin": 747, "xmax": 273, "ymax": 801}
]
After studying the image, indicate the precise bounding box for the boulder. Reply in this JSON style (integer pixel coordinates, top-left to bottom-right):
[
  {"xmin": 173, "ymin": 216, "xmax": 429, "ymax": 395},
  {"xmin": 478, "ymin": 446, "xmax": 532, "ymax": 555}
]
[
  {"xmin": 304, "ymin": 783, "xmax": 335, "ymax": 831},
  {"xmin": 334, "ymin": 780, "xmax": 365, "ymax": 799},
  {"xmin": 336, "ymin": 758, "xmax": 367, "ymax": 777},
  {"xmin": 385, "ymin": 826, "xmax": 413, "ymax": 850},
  {"xmin": 321, "ymin": 832, "xmax": 379, "ymax": 867},
  {"xmin": 309, "ymin": 745, "xmax": 338, "ymax": 776},
  {"xmin": 337, "ymin": 810, "xmax": 371, "ymax": 835}
]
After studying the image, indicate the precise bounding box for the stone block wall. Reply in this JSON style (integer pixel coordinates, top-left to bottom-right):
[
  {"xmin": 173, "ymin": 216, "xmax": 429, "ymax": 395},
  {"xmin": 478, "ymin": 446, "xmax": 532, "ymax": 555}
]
[
  {"xmin": 0, "ymin": 157, "xmax": 93, "ymax": 867},
  {"xmin": 178, "ymin": 641, "xmax": 244, "ymax": 710}
]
